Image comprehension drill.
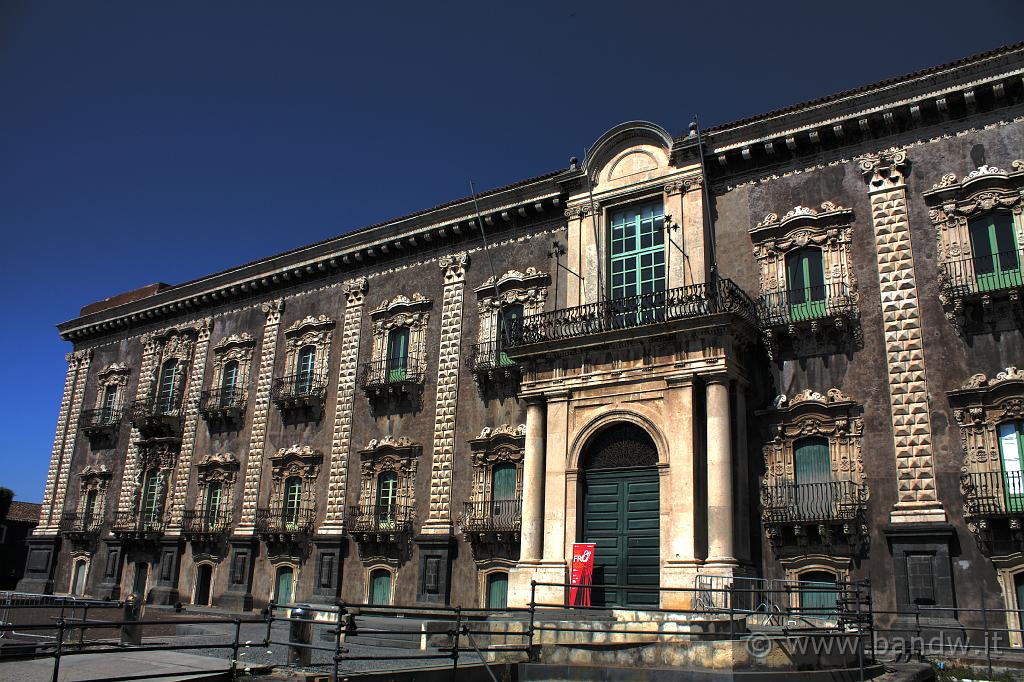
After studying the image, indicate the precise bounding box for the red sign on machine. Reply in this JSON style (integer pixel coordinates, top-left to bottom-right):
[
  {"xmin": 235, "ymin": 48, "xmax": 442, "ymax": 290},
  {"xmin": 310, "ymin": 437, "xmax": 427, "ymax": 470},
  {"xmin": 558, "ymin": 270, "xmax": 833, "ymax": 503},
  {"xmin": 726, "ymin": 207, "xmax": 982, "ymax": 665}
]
[{"xmin": 569, "ymin": 542, "xmax": 596, "ymax": 606}]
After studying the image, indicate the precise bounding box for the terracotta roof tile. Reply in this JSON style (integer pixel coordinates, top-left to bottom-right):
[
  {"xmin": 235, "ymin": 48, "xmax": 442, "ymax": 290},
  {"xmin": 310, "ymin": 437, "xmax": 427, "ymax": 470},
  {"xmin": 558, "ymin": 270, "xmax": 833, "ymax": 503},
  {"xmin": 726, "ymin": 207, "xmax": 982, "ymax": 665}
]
[{"xmin": 6, "ymin": 501, "xmax": 41, "ymax": 524}]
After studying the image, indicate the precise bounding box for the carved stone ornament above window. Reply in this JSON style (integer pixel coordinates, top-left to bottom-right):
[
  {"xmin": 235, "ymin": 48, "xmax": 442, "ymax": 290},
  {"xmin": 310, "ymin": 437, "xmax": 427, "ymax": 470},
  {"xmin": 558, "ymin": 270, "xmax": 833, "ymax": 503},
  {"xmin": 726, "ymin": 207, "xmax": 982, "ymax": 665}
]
[
  {"xmin": 61, "ymin": 465, "xmax": 113, "ymax": 546},
  {"xmin": 271, "ymin": 316, "xmax": 334, "ymax": 415},
  {"xmin": 922, "ymin": 161, "xmax": 1024, "ymax": 334},
  {"xmin": 350, "ymin": 436, "xmax": 420, "ymax": 562},
  {"xmin": 758, "ymin": 388, "xmax": 868, "ymax": 554},
  {"xmin": 749, "ymin": 202, "xmax": 861, "ymax": 360},
  {"xmin": 257, "ymin": 445, "xmax": 322, "ymax": 546},
  {"xmin": 949, "ymin": 367, "xmax": 1024, "ymax": 552},
  {"xmin": 201, "ymin": 333, "xmax": 255, "ymax": 424},
  {"xmin": 359, "ymin": 294, "xmax": 431, "ymax": 405},
  {"xmin": 80, "ymin": 363, "xmax": 131, "ymax": 446},
  {"xmin": 459, "ymin": 424, "xmax": 525, "ymax": 559},
  {"xmin": 185, "ymin": 452, "xmax": 239, "ymax": 543}
]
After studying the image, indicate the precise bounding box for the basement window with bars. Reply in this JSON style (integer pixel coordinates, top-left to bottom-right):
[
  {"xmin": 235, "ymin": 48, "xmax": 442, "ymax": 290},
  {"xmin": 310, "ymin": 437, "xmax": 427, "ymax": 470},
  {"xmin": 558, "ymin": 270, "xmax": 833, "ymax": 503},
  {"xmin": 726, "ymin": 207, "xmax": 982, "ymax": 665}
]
[{"xmin": 906, "ymin": 554, "xmax": 936, "ymax": 606}]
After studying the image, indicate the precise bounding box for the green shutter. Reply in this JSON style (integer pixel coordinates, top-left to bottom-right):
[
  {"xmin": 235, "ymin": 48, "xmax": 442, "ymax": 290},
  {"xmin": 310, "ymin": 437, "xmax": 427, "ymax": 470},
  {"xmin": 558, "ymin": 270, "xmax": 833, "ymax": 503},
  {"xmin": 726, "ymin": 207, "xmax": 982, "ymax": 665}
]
[
  {"xmin": 141, "ymin": 470, "xmax": 162, "ymax": 527},
  {"xmin": 221, "ymin": 361, "xmax": 238, "ymax": 404},
  {"xmin": 970, "ymin": 214, "xmax": 1021, "ymax": 291},
  {"xmin": 284, "ymin": 477, "xmax": 302, "ymax": 527},
  {"xmin": 157, "ymin": 361, "xmax": 179, "ymax": 413},
  {"xmin": 370, "ymin": 570, "xmax": 391, "ymax": 605},
  {"xmin": 999, "ymin": 421, "xmax": 1024, "ymax": 513},
  {"xmin": 492, "ymin": 464, "xmax": 516, "ymax": 500},
  {"xmin": 799, "ymin": 571, "xmax": 838, "ymax": 615},
  {"xmin": 206, "ymin": 483, "xmax": 222, "ymax": 527},
  {"xmin": 275, "ymin": 567, "xmax": 293, "ymax": 605},
  {"xmin": 786, "ymin": 248, "xmax": 827, "ymax": 321},
  {"xmin": 487, "ymin": 572, "xmax": 509, "ymax": 609},
  {"xmin": 387, "ymin": 328, "xmax": 409, "ymax": 381},
  {"xmin": 297, "ymin": 347, "xmax": 316, "ymax": 393},
  {"xmin": 794, "ymin": 437, "xmax": 832, "ymax": 518}
]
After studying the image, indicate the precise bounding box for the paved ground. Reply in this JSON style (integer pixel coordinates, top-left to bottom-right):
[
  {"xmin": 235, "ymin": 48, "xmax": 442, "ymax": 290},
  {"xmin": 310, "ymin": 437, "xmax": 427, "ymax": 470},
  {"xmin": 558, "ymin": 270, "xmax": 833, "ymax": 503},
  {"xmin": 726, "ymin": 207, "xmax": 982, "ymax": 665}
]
[{"xmin": 0, "ymin": 649, "xmax": 231, "ymax": 681}]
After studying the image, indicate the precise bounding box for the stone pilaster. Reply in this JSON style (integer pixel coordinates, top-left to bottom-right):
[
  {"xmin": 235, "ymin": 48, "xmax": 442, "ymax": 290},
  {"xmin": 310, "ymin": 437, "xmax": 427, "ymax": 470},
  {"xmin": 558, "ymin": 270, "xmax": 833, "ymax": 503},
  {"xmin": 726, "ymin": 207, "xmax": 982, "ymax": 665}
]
[
  {"xmin": 235, "ymin": 299, "xmax": 285, "ymax": 533},
  {"xmin": 165, "ymin": 318, "xmax": 214, "ymax": 532},
  {"xmin": 858, "ymin": 149, "xmax": 946, "ymax": 524},
  {"xmin": 705, "ymin": 375, "xmax": 736, "ymax": 567},
  {"xmin": 36, "ymin": 350, "xmax": 88, "ymax": 533},
  {"xmin": 319, "ymin": 278, "xmax": 367, "ymax": 534},
  {"xmin": 49, "ymin": 349, "xmax": 92, "ymax": 533},
  {"xmin": 117, "ymin": 334, "xmax": 160, "ymax": 516},
  {"xmin": 422, "ymin": 252, "xmax": 469, "ymax": 535}
]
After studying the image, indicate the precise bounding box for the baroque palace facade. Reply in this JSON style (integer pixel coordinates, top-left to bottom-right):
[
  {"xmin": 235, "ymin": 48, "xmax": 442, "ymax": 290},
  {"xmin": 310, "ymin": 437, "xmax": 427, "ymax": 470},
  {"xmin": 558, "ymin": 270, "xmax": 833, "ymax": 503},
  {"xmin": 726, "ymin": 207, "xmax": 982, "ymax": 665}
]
[{"xmin": 20, "ymin": 44, "xmax": 1024, "ymax": 633}]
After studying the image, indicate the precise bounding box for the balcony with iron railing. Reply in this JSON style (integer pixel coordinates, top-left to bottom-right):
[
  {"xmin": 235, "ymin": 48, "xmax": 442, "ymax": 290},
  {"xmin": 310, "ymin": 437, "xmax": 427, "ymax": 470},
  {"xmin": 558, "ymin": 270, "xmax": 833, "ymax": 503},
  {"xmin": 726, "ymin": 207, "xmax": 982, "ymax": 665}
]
[
  {"xmin": 761, "ymin": 480, "xmax": 867, "ymax": 525},
  {"xmin": 358, "ymin": 356, "xmax": 426, "ymax": 397},
  {"xmin": 255, "ymin": 505, "xmax": 316, "ymax": 540},
  {"xmin": 504, "ymin": 279, "xmax": 757, "ymax": 355},
  {"xmin": 111, "ymin": 509, "xmax": 166, "ymax": 540},
  {"xmin": 756, "ymin": 282, "xmax": 858, "ymax": 329},
  {"xmin": 129, "ymin": 397, "xmax": 184, "ymax": 439},
  {"xmin": 941, "ymin": 250, "xmax": 1024, "ymax": 298},
  {"xmin": 963, "ymin": 470, "xmax": 1024, "ymax": 518},
  {"xmin": 459, "ymin": 499, "xmax": 522, "ymax": 541},
  {"xmin": 349, "ymin": 503, "xmax": 414, "ymax": 541},
  {"xmin": 59, "ymin": 511, "xmax": 104, "ymax": 542},
  {"xmin": 270, "ymin": 373, "xmax": 328, "ymax": 412},
  {"xmin": 78, "ymin": 407, "xmax": 125, "ymax": 443},
  {"xmin": 468, "ymin": 341, "xmax": 521, "ymax": 386},
  {"xmin": 199, "ymin": 386, "xmax": 247, "ymax": 423},
  {"xmin": 182, "ymin": 507, "xmax": 233, "ymax": 539}
]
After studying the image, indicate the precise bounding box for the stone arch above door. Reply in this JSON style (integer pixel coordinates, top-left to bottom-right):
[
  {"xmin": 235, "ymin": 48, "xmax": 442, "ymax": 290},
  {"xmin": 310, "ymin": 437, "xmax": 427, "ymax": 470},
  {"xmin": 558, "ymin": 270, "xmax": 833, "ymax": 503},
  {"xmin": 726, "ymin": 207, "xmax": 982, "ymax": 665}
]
[{"xmin": 568, "ymin": 409, "xmax": 668, "ymax": 470}]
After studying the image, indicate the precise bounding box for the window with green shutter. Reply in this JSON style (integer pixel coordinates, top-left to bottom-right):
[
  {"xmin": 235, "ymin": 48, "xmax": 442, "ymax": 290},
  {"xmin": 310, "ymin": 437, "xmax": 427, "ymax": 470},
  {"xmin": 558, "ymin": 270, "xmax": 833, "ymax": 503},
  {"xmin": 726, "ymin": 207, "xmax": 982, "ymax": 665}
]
[
  {"xmin": 491, "ymin": 463, "xmax": 517, "ymax": 522},
  {"xmin": 798, "ymin": 570, "xmax": 838, "ymax": 616},
  {"xmin": 101, "ymin": 384, "xmax": 118, "ymax": 423},
  {"xmin": 497, "ymin": 304, "xmax": 523, "ymax": 366},
  {"xmin": 377, "ymin": 472, "xmax": 398, "ymax": 528},
  {"xmin": 205, "ymin": 482, "xmax": 222, "ymax": 527},
  {"xmin": 487, "ymin": 572, "xmax": 509, "ymax": 609},
  {"xmin": 83, "ymin": 489, "xmax": 98, "ymax": 526},
  {"xmin": 283, "ymin": 476, "xmax": 302, "ymax": 528},
  {"xmin": 999, "ymin": 421, "xmax": 1024, "ymax": 513},
  {"xmin": 387, "ymin": 328, "xmax": 410, "ymax": 381},
  {"xmin": 296, "ymin": 346, "xmax": 316, "ymax": 394},
  {"xmin": 785, "ymin": 247, "xmax": 827, "ymax": 321},
  {"xmin": 141, "ymin": 469, "xmax": 162, "ymax": 528},
  {"xmin": 221, "ymin": 360, "xmax": 239, "ymax": 405},
  {"xmin": 370, "ymin": 569, "xmax": 391, "ymax": 605},
  {"xmin": 274, "ymin": 566, "xmax": 294, "ymax": 605},
  {"xmin": 610, "ymin": 201, "xmax": 665, "ymax": 299},
  {"xmin": 793, "ymin": 437, "xmax": 832, "ymax": 518},
  {"xmin": 969, "ymin": 213, "xmax": 1021, "ymax": 292},
  {"xmin": 156, "ymin": 360, "xmax": 180, "ymax": 414}
]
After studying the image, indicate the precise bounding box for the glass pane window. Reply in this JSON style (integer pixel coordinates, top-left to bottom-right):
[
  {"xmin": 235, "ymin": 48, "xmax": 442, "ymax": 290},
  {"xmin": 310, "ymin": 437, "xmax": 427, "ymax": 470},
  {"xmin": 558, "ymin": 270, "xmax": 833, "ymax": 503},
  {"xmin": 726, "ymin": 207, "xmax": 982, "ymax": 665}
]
[
  {"xmin": 377, "ymin": 471, "xmax": 398, "ymax": 522},
  {"xmin": 221, "ymin": 361, "xmax": 239, "ymax": 404},
  {"xmin": 387, "ymin": 328, "xmax": 410, "ymax": 381},
  {"xmin": 785, "ymin": 248, "xmax": 827, "ymax": 321},
  {"xmin": 83, "ymin": 489, "xmax": 98, "ymax": 525},
  {"xmin": 157, "ymin": 361, "xmax": 180, "ymax": 414},
  {"xmin": 970, "ymin": 213, "xmax": 1021, "ymax": 291},
  {"xmin": 498, "ymin": 304, "xmax": 523, "ymax": 365},
  {"xmin": 205, "ymin": 483, "xmax": 222, "ymax": 526},
  {"xmin": 283, "ymin": 477, "xmax": 302, "ymax": 526},
  {"xmin": 296, "ymin": 347, "xmax": 316, "ymax": 393},
  {"xmin": 141, "ymin": 469, "xmax": 162, "ymax": 526},
  {"xmin": 609, "ymin": 201, "xmax": 665, "ymax": 300},
  {"xmin": 999, "ymin": 421, "xmax": 1024, "ymax": 512},
  {"xmin": 101, "ymin": 385, "xmax": 118, "ymax": 423}
]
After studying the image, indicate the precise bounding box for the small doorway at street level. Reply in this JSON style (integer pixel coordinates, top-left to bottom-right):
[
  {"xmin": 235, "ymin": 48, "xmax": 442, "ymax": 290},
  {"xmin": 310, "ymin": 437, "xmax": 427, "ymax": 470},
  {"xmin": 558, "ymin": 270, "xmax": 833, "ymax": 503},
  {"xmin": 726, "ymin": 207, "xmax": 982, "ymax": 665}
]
[
  {"xmin": 579, "ymin": 423, "xmax": 660, "ymax": 608},
  {"xmin": 194, "ymin": 564, "xmax": 213, "ymax": 607},
  {"xmin": 132, "ymin": 562, "xmax": 149, "ymax": 601}
]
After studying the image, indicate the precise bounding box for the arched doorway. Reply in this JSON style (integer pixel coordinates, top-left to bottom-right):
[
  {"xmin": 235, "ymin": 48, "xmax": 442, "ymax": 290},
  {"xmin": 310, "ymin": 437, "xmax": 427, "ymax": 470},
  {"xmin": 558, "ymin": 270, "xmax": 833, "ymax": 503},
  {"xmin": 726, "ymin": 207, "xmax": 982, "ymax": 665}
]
[
  {"xmin": 274, "ymin": 566, "xmax": 294, "ymax": 606},
  {"xmin": 580, "ymin": 423, "xmax": 660, "ymax": 608},
  {"xmin": 194, "ymin": 564, "xmax": 213, "ymax": 607}
]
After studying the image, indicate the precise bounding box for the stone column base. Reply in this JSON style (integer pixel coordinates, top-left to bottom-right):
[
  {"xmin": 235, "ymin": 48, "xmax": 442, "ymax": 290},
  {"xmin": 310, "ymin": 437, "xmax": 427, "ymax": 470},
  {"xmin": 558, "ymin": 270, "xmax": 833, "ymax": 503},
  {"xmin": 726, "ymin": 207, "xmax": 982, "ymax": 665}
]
[
  {"xmin": 660, "ymin": 560, "xmax": 702, "ymax": 610},
  {"xmin": 414, "ymin": 534, "xmax": 453, "ymax": 605},
  {"xmin": 219, "ymin": 537, "xmax": 258, "ymax": 612},
  {"xmin": 16, "ymin": 536, "xmax": 61, "ymax": 594},
  {"xmin": 148, "ymin": 538, "xmax": 184, "ymax": 606},
  {"xmin": 95, "ymin": 539, "xmax": 124, "ymax": 600},
  {"xmin": 508, "ymin": 561, "xmax": 567, "ymax": 608}
]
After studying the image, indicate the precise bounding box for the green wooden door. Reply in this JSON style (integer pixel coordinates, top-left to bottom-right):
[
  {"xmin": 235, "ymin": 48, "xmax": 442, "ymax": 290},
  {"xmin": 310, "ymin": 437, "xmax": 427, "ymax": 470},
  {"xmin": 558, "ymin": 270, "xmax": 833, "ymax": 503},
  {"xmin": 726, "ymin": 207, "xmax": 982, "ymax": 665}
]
[
  {"xmin": 487, "ymin": 572, "xmax": 508, "ymax": 609},
  {"xmin": 970, "ymin": 213, "xmax": 1021, "ymax": 292},
  {"xmin": 786, "ymin": 248, "xmax": 827, "ymax": 321},
  {"xmin": 999, "ymin": 421, "xmax": 1024, "ymax": 512},
  {"xmin": 387, "ymin": 328, "xmax": 409, "ymax": 381},
  {"xmin": 794, "ymin": 437, "xmax": 832, "ymax": 519},
  {"xmin": 275, "ymin": 567, "xmax": 293, "ymax": 605},
  {"xmin": 799, "ymin": 570, "xmax": 838, "ymax": 616},
  {"xmin": 370, "ymin": 570, "xmax": 391, "ymax": 605},
  {"xmin": 582, "ymin": 468, "xmax": 660, "ymax": 608}
]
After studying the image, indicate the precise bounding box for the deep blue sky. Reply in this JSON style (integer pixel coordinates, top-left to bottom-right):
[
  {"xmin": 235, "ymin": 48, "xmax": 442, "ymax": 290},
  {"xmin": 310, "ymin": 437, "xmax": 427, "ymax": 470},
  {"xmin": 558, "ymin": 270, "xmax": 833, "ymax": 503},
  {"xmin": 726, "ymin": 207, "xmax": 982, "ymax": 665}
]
[{"xmin": 2, "ymin": 1, "xmax": 1021, "ymax": 503}]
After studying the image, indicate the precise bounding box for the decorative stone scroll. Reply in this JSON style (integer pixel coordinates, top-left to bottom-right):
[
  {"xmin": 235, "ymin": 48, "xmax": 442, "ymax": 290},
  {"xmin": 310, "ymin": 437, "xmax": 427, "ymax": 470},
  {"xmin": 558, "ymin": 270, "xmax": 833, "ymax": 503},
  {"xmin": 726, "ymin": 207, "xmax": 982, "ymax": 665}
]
[
  {"xmin": 857, "ymin": 149, "xmax": 944, "ymax": 523},
  {"xmin": 474, "ymin": 268, "xmax": 548, "ymax": 345},
  {"xmin": 320, "ymin": 277, "xmax": 368, "ymax": 534},
  {"xmin": 467, "ymin": 424, "xmax": 526, "ymax": 503},
  {"xmin": 236, "ymin": 299, "xmax": 285, "ymax": 533},
  {"xmin": 423, "ymin": 253, "xmax": 469, "ymax": 534},
  {"xmin": 283, "ymin": 315, "xmax": 334, "ymax": 377},
  {"xmin": 92, "ymin": 363, "xmax": 131, "ymax": 414}
]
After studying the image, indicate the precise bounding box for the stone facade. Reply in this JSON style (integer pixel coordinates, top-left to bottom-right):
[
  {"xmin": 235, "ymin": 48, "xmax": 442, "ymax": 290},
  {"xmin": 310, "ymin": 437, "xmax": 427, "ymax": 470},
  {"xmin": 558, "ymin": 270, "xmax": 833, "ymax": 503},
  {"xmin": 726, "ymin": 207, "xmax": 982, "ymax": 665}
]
[{"xmin": 20, "ymin": 44, "xmax": 1024, "ymax": 636}]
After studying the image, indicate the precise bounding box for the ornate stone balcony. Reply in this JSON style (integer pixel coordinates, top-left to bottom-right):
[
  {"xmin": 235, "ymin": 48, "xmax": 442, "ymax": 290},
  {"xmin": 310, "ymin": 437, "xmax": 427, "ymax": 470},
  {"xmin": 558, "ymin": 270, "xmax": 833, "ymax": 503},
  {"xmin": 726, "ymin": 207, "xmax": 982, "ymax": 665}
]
[
  {"xmin": 358, "ymin": 357, "xmax": 426, "ymax": 398},
  {"xmin": 505, "ymin": 279, "xmax": 757, "ymax": 355},
  {"xmin": 59, "ymin": 511, "xmax": 103, "ymax": 547},
  {"xmin": 459, "ymin": 499, "xmax": 521, "ymax": 544},
  {"xmin": 182, "ymin": 508, "xmax": 232, "ymax": 541},
  {"xmin": 79, "ymin": 407, "xmax": 124, "ymax": 446},
  {"xmin": 761, "ymin": 480, "xmax": 867, "ymax": 550},
  {"xmin": 939, "ymin": 250, "xmax": 1024, "ymax": 330},
  {"xmin": 468, "ymin": 341, "xmax": 520, "ymax": 392},
  {"xmin": 199, "ymin": 386, "xmax": 246, "ymax": 424},
  {"xmin": 349, "ymin": 503, "xmax": 414, "ymax": 543},
  {"xmin": 129, "ymin": 398, "xmax": 183, "ymax": 439},
  {"xmin": 270, "ymin": 373, "xmax": 328, "ymax": 414},
  {"xmin": 112, "ymin": 509, "xmax": 166, "ymax": 541},
  {"xmin": 756, "ymin": 282, "xmax": 861, "ymax": 358},
  {"xmin": 255, "ymin": 506, "xmax": 316, "ymax": 542}
]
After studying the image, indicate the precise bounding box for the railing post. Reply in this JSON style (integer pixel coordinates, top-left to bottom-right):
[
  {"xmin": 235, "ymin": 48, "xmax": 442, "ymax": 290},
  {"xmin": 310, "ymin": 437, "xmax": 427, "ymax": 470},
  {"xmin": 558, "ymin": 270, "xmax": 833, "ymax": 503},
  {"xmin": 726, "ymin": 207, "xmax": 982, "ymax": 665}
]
[
  {"xmin": 52, "ymin": 612, "xmax": 65, "ymax": 682},
  {"xmin": 333, "ymin": 600, "xmax": 347, "ymax": 682},
  {"xmin": 120, "ymin": 593, "xmax": 142, "ymax": 646},
  {"xmin": 981, "ymin": 585, "xmax": 993, "ymax": 680},
  {"xmin": 450, "ymin": 606, "xmax": 462, "ymax": 682},
  {"xmin": 288, "ymin": 604, "xmax": 312, "ymax": 667},
  {"xmin": 528, "ymin": 580, "xmax": 537, "ymax": 660},
  {"xmin": 230, "ymin": 618, "xmax": 241, "ymax": 680}
]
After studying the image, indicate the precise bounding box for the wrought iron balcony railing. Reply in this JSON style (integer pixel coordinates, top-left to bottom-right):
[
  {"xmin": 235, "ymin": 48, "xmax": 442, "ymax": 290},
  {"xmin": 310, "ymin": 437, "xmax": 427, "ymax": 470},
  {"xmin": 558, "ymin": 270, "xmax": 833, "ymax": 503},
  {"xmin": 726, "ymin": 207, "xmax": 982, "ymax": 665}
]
[
  {"xmin": 963, "ymin": 470, "xmax": 1024, "ymax": 517},
  {"xmin": 761, "ymin": 480, "xmax": 866, "ymax": 525},
  {"xmin": 459, "ymin": 499, "xmax": 522, "ymax": 535},
  {"xmin": 505, "ymin": 279, "xmax": 757, "ymax": 349},
  {"xmin": 349, "ymin": 503, "xmax": 414, "ymax": 536},
  {"xmin": 60, "ymin": 511, "xmax": 104, "ymax": 536},
  {"xmin": 468, "ymin": 341, "xmax": 520, "ymax": 375},
  {"xmin": 941, "ymin": 250, "xmax": 1024, "ymax": 298},
  {"xmin": 358, "ymin": 357, "xmax": 426, "ymax": 393},
  {"xmin": 270, "ymin": 373, "xmax": 328, "ymax": 410},
  {"xmin": 112, "ymin": 509, "xmax": 166, "ymax": 537},
  {"xmin": 129, "ymin": 397, "xmax": 183, "ymax": 438},
  {"xmin": 199, "ymin": 386, "xmax": 247, "ymax": 421},
  {"xmin": 255, "ymin": 506, "xmax": 316, "ymax": 537},
  {"xmin": 756, "ymin": 282, "xmax": 857, "ymax": 328},
  {"xmin": 182, "ymin": 508, "xmax": 233, "ymax": 536}
]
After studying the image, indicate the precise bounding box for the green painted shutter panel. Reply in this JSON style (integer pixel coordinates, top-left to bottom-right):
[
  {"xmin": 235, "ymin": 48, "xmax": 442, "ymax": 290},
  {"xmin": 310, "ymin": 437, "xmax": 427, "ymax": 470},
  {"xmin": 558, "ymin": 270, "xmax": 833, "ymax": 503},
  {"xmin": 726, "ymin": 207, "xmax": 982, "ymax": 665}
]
[
  {"xmin": 492, "ymin": 464, "xmax": 516, "ymax": 500},
  {"xmin": 799, "ymin": 571, "xmax": 838, "ymax": 615},
  {"xmin": 610, "ymin": 201, "xmax": 666, "ymax": 305},
  {"xmin": 794, "ymin": 438, "xmax": 831, "ymax": 518},
  {"xmin": 487, "ymin": 572, "xmax": 508, "ymax": 609},
  {"xmin": 971, "ymin": 214, "xmax": 1022, "ymax": 291},
  {"xmin": 276, "ymin": 568, "xmax": 293, "ymax": 605},
  {"xmin": 999, "ymin": 421, "xmax": 1024, "ymax": 513},
  {"xmin": 786, "ymin": 248, "xmax": 827, "ymax": 321},
  {"xmin": 370, "ymin": 570, "xmax": 391, "ymax": 605},
  {"xmin": 387, "ymin": 328, "xmax": 409, "ymax": 381},
  {"xmin": 498, "ymin": 305, "xmax": 523, "ymax": 365},
  {"xmin": 284, "ymin": 478, "xmax": 302, "ymax": 527}
]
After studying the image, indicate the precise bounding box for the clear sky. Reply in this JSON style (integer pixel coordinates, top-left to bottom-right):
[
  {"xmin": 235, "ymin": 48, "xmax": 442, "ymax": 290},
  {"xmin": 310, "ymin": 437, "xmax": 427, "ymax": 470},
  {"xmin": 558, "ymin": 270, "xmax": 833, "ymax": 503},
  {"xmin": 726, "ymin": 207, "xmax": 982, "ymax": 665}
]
[{"xmin": 2, "ymin": 1, "xmax": 1022, "ymax": 503}]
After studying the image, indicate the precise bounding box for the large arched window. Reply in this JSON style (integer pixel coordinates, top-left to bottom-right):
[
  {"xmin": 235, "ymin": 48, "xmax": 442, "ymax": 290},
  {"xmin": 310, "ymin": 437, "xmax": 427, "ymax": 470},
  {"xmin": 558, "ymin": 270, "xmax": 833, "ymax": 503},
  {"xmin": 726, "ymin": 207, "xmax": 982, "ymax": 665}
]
[
  {"xmin": 71, "ymin": 560, "xmax": 88, "ymax": 597},
  {"xmin": 296, "ymin": 346, "xmax": 316, "ymax": 394},
  {"xmin": 156, "ymin": 359, "xmax": 181, "ymax": 414},
  {"xmin": 220, "ymin": 360, "xmax": 239, "ymax": 406},
  {"xmin": 283, "ymin": 477, "xmax": 302, "ymax": 527},
  {"xmin": 785, "ymin": 246, "xmax": 826, "ymax": 321},
  {"xmin": 274, "ymin": 565, "xmax": 294, "ymax": 605}
]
